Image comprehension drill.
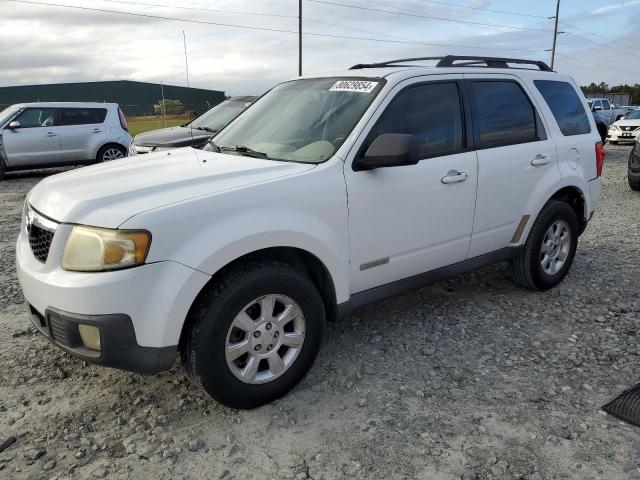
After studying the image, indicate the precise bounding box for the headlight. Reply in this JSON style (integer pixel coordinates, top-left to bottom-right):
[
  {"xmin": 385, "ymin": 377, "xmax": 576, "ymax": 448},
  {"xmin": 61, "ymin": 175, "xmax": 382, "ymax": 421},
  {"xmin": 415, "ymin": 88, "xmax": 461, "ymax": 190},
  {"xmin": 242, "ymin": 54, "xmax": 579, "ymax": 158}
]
[
  {"xmin": 611, "ymin": 124, "xmax": 620, "ymax": 131},
  {"xmin": 133, "ymin": 145, "xmax": 152, "ymax": 153},
  {"xmin": 62, "ymin": 226, "xmax": 151, "ymax": 272}
]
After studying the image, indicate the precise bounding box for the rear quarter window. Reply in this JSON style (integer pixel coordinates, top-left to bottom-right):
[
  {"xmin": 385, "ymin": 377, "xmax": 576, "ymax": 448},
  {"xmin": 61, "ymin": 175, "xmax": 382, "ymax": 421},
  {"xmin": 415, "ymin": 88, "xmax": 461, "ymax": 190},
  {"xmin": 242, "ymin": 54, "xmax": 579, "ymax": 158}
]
[{"xmin": 534, "ymin": 80, "xmax": 591, "ymax": 136}]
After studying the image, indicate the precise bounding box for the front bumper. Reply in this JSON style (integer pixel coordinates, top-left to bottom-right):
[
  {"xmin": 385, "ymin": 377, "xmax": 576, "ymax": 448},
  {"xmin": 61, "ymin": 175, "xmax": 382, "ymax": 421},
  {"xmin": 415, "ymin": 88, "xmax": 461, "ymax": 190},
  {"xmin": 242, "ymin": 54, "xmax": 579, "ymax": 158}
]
[
  {"xmin": 16, "ymin": 221, "xmax": 211, "ymax": 373},
  {"xmin": 607, "ymin": 130, "xmax": 640, "ymax": 142},
  {"xmin": 26, "ymin": 305, "xmax": 176, "ymax": 373}
]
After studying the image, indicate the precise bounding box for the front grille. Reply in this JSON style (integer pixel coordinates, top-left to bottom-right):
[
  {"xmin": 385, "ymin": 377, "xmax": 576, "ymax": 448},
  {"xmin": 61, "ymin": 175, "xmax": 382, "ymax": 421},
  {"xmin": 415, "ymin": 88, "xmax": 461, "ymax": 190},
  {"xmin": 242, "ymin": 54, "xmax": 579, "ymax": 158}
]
[
  {"xmin": 28, "ymin": 224, "xmax": 54, "ymax": 263},
  {"xmin": 48, "ymin": 311, "xmax": 82, "ymax": 349}
]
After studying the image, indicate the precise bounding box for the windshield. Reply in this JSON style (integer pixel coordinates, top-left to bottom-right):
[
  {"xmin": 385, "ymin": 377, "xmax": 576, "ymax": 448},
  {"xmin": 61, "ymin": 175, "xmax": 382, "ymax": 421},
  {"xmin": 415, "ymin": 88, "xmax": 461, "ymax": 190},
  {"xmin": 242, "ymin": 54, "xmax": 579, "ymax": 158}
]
[
  {"xmin": 190, "ymin": 100, "xmax": 251, "ymax": 131},
  {"xmin": 210, "ymin": 77, "xmax": 383, "ymax": 163},
  {"xmin": 0, "ymin": 105, "xmax": 20, "ymax": 127},
  {"xmin": 625, "ymin": 110, "xmax": 640, "ymax": 120}
]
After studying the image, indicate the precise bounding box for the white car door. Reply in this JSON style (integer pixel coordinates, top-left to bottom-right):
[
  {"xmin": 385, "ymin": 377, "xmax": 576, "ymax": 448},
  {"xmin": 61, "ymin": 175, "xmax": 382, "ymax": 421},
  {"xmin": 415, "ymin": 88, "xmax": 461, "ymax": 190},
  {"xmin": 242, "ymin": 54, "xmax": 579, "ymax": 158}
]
[
  {"xmin": 59, "ymin": 107, "xmax": 107, "ymax": 162},
  {"xmin": 464, "ymin": 75, "xmax": 560, "ymax": 258},
  {"xmin": 345, "ymin": 76, "xmax": 479, "ymax": 294},
  {"xmin": 2, "ymin": 107, "xmax": 61, "ymax": 167}
]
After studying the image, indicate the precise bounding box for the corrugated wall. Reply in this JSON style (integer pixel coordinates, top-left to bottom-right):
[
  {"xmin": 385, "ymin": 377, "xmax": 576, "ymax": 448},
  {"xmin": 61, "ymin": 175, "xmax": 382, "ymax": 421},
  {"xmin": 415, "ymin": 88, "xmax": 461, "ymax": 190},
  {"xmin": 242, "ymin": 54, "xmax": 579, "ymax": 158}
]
[{"xmin": 0, "ymin": 80, "xmax": 226, "ymax": 116}]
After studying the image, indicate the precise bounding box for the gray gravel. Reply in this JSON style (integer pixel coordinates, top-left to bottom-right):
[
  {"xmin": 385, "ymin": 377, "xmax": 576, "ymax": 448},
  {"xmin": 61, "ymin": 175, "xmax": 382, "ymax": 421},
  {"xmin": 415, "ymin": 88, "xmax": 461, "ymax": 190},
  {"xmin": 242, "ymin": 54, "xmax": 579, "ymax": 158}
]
[{"xmin": 0, "ymin": 146, "xmax": 639, "ymax": 479}]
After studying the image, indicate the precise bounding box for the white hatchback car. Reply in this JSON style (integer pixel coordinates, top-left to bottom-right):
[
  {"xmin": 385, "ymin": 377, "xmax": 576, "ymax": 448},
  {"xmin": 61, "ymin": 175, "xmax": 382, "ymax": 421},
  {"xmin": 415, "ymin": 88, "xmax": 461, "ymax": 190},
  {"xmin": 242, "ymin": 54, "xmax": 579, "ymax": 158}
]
[
  {"xmin": 16, "ymin": 56, "xmax": 604, "ymax": 408},
  {"xmin": 0, "ymin": 102, "xmax": 132, "ymax": 179}
]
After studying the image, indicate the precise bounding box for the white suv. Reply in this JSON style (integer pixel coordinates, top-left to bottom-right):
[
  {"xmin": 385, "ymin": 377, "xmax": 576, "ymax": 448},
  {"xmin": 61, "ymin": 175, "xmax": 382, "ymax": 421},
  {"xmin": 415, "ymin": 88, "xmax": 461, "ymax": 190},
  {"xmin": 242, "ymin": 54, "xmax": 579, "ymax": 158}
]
[
  {"xmin": 16, "ymin": 56, "xmax": 604, "ymax": 408},
  {"xmin": 0, "ymin": 102, "xmax": 132, "ymax": 179}
]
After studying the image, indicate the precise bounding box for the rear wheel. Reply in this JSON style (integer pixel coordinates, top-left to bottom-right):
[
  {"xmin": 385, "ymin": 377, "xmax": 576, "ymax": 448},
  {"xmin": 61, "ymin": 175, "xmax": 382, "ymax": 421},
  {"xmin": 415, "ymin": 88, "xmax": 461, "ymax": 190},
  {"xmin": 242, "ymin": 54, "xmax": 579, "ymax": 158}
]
[
  {"xmin": 182, "ymin": 261, "xmax": 325, "ymax": 409},
  {"xmin": 629, "ymin": 149, "xmax": 640, "ymax": 191},
  {"xmin": 97, "ymin": 144, "xmax": 126, "ymax": 162},
  {"xmin": 510, "ymin": 200, "xmax": 579, "ymax": 290},
  {"xmin": 0, "ymin": 157, "xmax": 5, "ymax": 180}
]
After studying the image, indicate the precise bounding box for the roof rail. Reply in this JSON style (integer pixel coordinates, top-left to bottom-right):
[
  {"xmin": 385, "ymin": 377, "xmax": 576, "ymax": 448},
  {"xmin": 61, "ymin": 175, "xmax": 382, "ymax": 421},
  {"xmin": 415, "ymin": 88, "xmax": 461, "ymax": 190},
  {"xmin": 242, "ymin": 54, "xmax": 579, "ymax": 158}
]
[{"xmin": 349, "ymin": 55, "xmax": 552, "ymax": 72}]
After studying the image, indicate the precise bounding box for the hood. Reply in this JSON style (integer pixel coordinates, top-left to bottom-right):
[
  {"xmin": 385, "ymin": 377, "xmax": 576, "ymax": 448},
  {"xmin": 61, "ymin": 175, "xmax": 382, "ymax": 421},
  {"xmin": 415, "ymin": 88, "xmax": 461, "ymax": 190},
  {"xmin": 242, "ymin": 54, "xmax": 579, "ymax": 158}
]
[
  {"xmin": 614, "ymin": 119, "xmax": 640, "ymax": 129},
  {"xmin": 28, "ymin": 148, "xmax": 316, "ymax": 227},
  {"xmin": 134, "ymin": 126, "xmax": 213, "ymax": 147}
]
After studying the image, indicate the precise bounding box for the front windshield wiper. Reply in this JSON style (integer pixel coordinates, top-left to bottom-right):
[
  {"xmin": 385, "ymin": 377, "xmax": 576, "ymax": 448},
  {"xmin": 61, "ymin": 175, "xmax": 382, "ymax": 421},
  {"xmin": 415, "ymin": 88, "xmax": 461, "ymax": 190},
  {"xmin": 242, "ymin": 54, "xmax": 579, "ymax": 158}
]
[
  {"xmin": 192, "ymin": 126, "xmax": 218, "ymax": 133},
  {"xmin": 220, "ymin": 145, "xmax": 270, "ymax": 160}
]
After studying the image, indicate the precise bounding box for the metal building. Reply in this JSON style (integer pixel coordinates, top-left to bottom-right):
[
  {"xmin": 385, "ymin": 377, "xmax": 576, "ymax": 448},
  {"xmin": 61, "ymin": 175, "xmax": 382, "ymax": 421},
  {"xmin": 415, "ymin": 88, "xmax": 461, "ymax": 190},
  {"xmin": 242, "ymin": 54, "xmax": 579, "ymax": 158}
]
[{"xmin": 0, "ymin": 80, "xmax": 226, "ymax": 116}]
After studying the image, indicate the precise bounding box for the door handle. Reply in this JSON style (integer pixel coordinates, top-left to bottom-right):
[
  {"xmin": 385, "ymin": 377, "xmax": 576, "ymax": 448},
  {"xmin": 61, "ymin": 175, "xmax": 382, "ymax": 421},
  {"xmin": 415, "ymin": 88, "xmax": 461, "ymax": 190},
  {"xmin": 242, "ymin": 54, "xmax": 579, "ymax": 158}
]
[
  {"xmin": 441, "ymin": 170, "xmax": 468, "ymax": 184},
  {"xmin": 91, "ymin": 129, "xmax": 103, "ymax": 133},
  {"xmin": 45, "ymin": 132, "xmax": 57, "ymax": 137},
  {"xmin": 531, "ymin": 154, "xmax": 550, "ymax": 166}
]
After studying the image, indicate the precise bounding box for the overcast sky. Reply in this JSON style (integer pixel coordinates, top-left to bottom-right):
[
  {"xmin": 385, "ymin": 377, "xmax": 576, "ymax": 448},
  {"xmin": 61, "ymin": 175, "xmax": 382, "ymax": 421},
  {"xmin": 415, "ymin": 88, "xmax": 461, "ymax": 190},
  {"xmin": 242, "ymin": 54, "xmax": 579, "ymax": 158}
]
[{"xmin": 1, "ymin": 0, "xmax": 639, "ymax": 96}]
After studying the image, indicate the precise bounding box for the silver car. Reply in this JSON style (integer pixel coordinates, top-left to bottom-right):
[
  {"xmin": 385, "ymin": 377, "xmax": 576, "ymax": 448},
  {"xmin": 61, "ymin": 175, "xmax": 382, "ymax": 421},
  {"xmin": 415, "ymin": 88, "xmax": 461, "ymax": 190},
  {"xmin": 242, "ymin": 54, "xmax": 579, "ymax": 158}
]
[{"xmin": 0, "ymin": 102, "xmax": 133, "ymax": 179}]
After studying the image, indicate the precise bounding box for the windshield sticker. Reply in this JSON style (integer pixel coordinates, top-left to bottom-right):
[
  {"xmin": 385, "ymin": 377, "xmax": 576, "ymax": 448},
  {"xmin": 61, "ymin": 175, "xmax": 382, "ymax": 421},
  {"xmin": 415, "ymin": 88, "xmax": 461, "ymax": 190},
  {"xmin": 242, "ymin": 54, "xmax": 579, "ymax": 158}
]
[{"xmin": 329, "ymin": 80, "xmax": 379, "ymax": 93}]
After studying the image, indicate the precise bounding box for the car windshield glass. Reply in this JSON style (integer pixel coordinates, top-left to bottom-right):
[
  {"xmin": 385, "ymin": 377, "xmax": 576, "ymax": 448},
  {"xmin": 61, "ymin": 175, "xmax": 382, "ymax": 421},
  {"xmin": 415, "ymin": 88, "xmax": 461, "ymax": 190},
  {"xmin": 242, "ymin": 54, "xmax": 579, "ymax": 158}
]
[
  {"xmin": 212, "ymin": 78, "xmax": 383, "ymax": 163},
  {"xmin": 0, "ymin": 105, "xmax": 20, "ymax": 127},
  {"xmin": 190, "ymin": 100, "xmax": 251, "ymax": 132},
  {"xmin": 625, "ymin": 110, "xmax": 640, "ymax": 120}
]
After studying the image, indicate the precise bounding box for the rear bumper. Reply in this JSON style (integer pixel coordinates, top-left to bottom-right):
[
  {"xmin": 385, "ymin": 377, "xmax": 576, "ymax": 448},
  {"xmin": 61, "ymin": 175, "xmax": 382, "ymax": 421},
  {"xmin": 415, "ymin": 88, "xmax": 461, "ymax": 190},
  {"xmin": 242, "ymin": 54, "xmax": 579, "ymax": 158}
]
[{"xmin": 26, "ymin": 305, "xmax": 176, "ymax": 373}]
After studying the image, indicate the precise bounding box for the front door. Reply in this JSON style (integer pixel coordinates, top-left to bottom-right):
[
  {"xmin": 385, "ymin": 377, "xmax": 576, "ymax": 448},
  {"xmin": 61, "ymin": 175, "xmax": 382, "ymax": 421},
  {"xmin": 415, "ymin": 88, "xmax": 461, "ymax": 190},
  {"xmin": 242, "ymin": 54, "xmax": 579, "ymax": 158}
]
[
  {"xmin": 3, "ymin": 107, "xmax": 61, "ymax": 167},
  {"xmin": 345, "ymin": 77, "xmax": 478, "ymax": 294}
]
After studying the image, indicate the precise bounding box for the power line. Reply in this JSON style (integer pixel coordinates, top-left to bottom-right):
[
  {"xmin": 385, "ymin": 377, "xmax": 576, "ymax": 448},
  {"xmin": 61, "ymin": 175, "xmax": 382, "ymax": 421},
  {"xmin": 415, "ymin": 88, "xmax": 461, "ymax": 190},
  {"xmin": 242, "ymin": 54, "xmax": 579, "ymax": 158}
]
[
  {"xmin": 5, "ymin": 0, "xmax": 548, "ymax": 52},
  {"xmin": 562, "ymin": 31, "xmax": 640, "ymax": 61},
  {"xmin": 555, "ymin": 53, "xmax": 640, "ymax": 76},
  {"xmin": 402, "ymin": 0, "xmax": 549, "ymax": 19},
  {"xmin": 307, "ymin": 0, "xmax": 553, "ymax": 32}
]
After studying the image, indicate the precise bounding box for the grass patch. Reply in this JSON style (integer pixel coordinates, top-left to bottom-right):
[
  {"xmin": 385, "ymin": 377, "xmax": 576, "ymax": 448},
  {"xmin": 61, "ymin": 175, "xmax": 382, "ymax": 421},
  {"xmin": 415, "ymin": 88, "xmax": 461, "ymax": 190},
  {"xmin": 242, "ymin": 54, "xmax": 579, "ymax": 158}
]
[{"xmin": 127, "ymin": 115, "xmax": 189, "ymax": 137}]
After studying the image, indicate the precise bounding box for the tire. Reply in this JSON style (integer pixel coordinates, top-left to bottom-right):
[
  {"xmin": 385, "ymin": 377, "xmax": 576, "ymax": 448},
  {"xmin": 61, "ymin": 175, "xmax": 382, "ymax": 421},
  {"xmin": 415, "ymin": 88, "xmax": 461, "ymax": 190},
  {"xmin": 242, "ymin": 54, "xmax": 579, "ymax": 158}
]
[
  {"xmin": 182, "ymin": 261, "xmax": 325, "ymax": 409},
  {"xmin": 629, "ymin": 149, "xmax": 640, "ymax": 191},
  {"xmin": 510, "ymin": 200, "xmax": 579, "ymax": 291},
  {"xmin": 630, "ymin": 174, "xmax": 640, "ymax": 191},
  {"xmin": 97, "ymin": 144, "xmax": 126, "ymax": 162},
  {"xmin": 0, "ymin": 157, "xmax": 5, "ymax": 181}
]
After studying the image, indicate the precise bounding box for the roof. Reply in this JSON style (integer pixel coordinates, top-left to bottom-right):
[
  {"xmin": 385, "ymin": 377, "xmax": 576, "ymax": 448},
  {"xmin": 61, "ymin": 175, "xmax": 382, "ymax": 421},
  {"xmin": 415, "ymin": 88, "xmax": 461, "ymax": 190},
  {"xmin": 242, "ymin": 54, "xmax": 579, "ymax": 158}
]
[{"xmin": 11, "ymin": 102, "xmax": 119, "ymax": 108}]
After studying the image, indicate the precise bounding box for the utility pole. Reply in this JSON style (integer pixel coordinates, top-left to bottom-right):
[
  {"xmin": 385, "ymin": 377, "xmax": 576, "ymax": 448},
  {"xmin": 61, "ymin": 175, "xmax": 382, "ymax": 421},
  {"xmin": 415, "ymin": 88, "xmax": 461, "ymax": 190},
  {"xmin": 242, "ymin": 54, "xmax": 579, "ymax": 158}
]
[
  {"xmin": 183, "ymin": 30, "xmax": 190, "ymax": 88},
  {"xmin": 298, "ymin": 0, "xmax": 302, "ymax": 76},
  {"xmin": 550, "ymin": 0, "xmax": 560, "ymax": 70},
  {"xmin": 160, "ymin": 81, "xmax": 166, "ymax": 128}
]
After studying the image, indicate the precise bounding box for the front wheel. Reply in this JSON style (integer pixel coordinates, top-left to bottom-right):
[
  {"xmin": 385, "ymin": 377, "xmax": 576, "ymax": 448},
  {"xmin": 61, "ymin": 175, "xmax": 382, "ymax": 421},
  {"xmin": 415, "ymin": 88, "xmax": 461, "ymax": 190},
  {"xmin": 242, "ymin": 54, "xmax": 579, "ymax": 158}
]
[
  {"xmin": 510, "ymin": 200, "xmax": 579, "ymax": 291},
  {"xmin": 0, "ymin": 157, "xmax": 5, "ymax": 181},
  {"xmin": 97, "ymin": 145, "xmax": 126, "ymax": 162},
  {"xmin": 182, "ymin": 262, "xmax": 325, "ymax": 409}
]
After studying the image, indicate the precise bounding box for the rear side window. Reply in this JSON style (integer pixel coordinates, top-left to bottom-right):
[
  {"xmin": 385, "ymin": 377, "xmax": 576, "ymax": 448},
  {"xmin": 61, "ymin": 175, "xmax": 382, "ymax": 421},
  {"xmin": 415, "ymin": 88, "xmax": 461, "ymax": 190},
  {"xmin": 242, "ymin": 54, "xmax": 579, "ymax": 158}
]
[
  {"xmin": 60, "ymin": 108, "xmax": 107, "ymax": 126},
  {"xmin": 367, "ymin": 82, "xmax": 463, "ymax": 159},
  {"xmin": 534, "ymin": 80, "xmax": 591, "ymax": 136},
  {"xmin": 470, "ymin": 81, "xmax": 537, "ymax": 148}
]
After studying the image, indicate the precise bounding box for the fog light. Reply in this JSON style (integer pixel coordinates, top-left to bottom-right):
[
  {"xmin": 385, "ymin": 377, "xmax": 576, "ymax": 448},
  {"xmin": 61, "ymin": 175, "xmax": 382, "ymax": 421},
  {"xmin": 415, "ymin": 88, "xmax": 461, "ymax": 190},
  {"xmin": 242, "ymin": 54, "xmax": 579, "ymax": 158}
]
[{"xmin": 78, "ymin": 324, "xmax": 101, "ymax": 351}]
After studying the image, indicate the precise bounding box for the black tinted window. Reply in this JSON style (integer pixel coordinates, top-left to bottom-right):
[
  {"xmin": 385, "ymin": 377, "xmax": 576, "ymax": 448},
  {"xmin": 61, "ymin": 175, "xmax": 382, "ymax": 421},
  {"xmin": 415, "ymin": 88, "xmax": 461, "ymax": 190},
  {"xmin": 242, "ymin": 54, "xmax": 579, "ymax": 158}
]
[
  {"xmin": 534, "ymin": 80, "xmax": 591, "ymax": 136},
  {"xmin": 60, "ymin": 108, "xmax": 107, "ymax": 126},
  {"xmin": 368, "ymin": 82, "xmax": 463, "ymax": 159},
  {"xmin": 15, "ymin": 108, "xmax": 57, "ymax": 128},
  {"xmin": 471, "ymin": 81, "xmax": 537, "ymax": 148}
]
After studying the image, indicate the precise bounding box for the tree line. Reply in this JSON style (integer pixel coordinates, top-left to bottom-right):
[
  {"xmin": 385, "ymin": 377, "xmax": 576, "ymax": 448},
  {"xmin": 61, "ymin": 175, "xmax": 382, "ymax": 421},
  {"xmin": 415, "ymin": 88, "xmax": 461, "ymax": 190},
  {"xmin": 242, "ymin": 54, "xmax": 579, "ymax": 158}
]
[{"xmin": 581, "ymin": 82, "xmax": 640, "ymax": 105}]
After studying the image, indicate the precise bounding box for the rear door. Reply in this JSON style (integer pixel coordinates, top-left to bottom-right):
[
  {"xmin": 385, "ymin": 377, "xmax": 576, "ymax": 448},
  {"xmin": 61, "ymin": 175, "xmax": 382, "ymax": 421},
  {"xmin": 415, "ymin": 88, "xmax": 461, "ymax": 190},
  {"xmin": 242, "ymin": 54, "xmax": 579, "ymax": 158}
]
[
  {"xmin": 464, "ymin": 75, "xmax": 560, "ymax": 258},
  {"xmin": 58, "ymin": 107, "xmax": 107, "ymax": 161},
  {"xmin": 2, "ymin": 107, "xmax": 61, "ymax": 166}
]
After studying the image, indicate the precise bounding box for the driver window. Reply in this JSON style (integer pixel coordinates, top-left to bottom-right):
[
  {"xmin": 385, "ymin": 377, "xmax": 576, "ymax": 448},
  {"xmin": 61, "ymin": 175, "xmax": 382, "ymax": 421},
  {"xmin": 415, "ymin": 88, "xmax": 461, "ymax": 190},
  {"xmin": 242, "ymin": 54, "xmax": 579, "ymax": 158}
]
[
  {"xmin": 366, "ymin": 82, "xmax": 463, "ymax": 159},
  {"xmin": 15, "ymin": 108, "xmax": 57, "ymax": 128}
]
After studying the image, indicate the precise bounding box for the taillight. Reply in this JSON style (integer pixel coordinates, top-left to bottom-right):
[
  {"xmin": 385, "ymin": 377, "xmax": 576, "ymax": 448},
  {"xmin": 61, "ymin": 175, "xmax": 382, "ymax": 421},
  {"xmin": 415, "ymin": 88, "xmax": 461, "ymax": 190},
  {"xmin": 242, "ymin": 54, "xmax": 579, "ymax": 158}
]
[
  {"xmin": 118, "ymin": 107, "xmax": 128, "ymax": 132},
  {"xmin": 595, "ymin": 142, "xmax": 605, "ymax": 177}
]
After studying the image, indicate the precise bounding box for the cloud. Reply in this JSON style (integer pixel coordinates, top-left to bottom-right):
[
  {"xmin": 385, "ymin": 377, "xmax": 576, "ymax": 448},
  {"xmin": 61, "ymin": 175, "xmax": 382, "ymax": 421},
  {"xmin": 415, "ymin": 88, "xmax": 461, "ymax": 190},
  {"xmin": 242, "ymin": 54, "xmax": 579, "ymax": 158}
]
[{"xmin": 0, "ymin": 0, "xmax": 638, "ymax": 96}]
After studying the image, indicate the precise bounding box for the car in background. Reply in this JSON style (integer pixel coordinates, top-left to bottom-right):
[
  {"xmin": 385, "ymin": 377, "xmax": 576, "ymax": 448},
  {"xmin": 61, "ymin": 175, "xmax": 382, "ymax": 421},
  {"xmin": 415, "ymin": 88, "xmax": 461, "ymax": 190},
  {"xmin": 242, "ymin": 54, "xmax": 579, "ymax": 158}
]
[
  {"xmin": 587, "ymin": 98, "xmax": 628, "ymax": 122},
  {"xmin": 592, "ymin": 111, "xmax": 609, "ymax": 143},
  {"xmin": 0, "ymin": 102, "xmax": 132, "ymax": 180},
  {"xmin": 131, "ymin": 96, "xmax": 256, "ymax": 154},
  {"xmin": 607, "ymin": 109, "xmax": 640, "ymax": 144},
  {"xmin": 629, "ymin": 138, "xmax": 640, "ymax": 191}
]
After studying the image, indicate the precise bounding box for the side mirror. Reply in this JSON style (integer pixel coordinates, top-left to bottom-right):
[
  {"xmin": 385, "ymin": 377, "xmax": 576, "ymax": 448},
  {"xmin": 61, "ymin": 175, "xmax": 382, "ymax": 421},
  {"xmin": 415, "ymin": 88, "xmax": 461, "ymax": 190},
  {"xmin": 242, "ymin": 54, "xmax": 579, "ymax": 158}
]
[
  {"xmin": 593, "ymin": 106, "xmax": 603, "ymax": 111},
  {"xmin": 8, "ymin": 120, "xmax": 20, "ymax": 129},
  {"xmin": 353, "ymin": 133, "xmax": 419, "ymax": 171}
]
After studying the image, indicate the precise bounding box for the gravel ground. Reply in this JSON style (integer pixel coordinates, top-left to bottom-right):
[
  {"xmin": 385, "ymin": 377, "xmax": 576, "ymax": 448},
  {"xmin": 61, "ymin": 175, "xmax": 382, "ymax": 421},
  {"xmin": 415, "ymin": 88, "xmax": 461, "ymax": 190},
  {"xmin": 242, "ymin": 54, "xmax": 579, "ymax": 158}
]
[{"xmin": 0, "ymin": 145, "xmax": 639, "ymax": 480}]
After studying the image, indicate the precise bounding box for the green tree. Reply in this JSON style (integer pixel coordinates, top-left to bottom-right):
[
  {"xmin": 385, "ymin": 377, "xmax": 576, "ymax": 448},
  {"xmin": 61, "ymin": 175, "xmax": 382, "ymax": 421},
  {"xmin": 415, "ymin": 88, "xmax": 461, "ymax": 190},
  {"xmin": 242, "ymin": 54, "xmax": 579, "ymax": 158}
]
[{"xmin": 154, "ymin": 99, "xmax": 185, "ymax": 115}]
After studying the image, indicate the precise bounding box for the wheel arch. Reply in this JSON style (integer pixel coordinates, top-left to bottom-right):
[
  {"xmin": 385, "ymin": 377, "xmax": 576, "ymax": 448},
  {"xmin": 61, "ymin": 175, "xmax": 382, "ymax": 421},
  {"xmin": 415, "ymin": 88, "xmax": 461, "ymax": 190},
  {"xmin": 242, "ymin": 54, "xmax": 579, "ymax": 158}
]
[
  {"xmin": 548, "ymin": 185, "xmax": 588, "ymax": 235},
  {"xmin": 178, "ymin": 246, "xmax": 338, "ymax": 353},
  {"xmin": 96, "ymin": 142, "xmax": 128, "ymax": 161}
]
